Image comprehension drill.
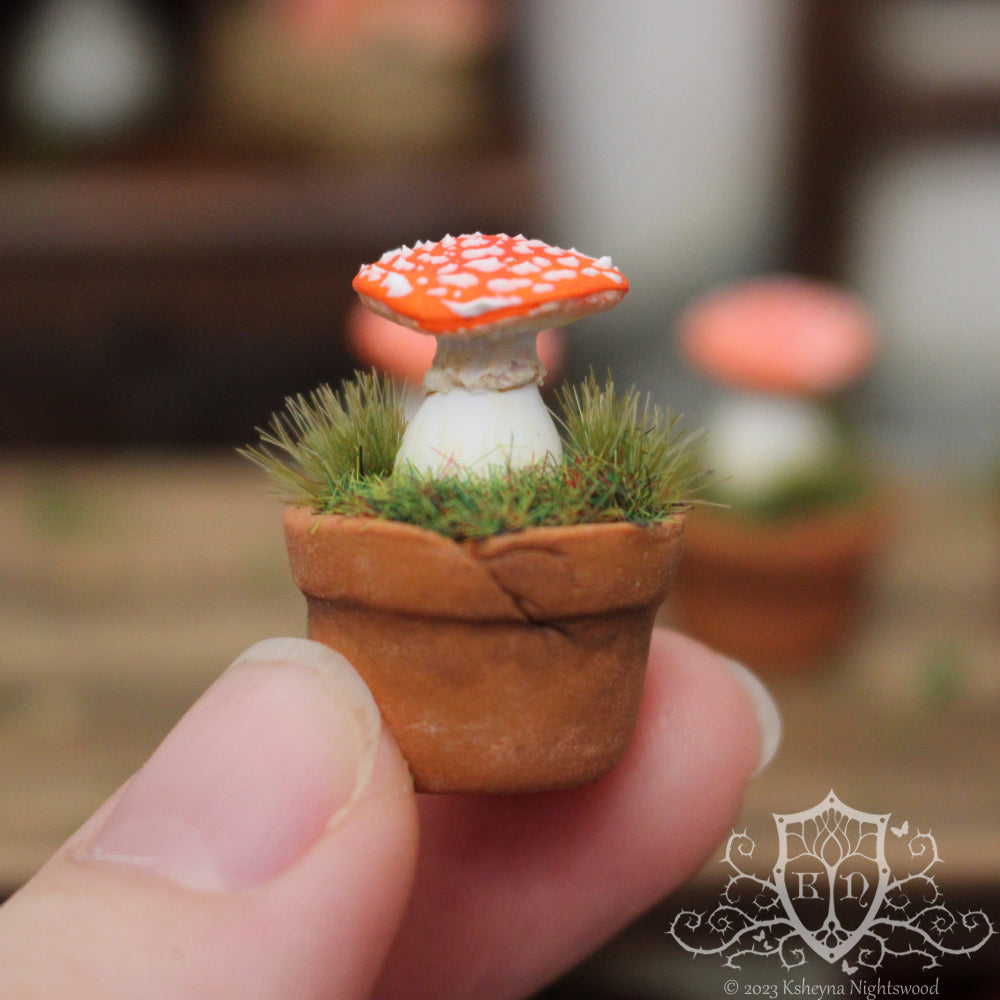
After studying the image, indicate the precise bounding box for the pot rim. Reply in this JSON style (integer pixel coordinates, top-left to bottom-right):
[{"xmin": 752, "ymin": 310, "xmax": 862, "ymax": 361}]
[{"xmin": 283, "ymin": 507, "xmax": 686, "ymax": 621}]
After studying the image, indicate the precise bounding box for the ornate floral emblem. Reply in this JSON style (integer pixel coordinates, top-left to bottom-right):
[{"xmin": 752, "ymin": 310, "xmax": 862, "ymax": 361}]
[{"xmin": 669, "ymin": 792, "xmax": 995, "ymax": 973}]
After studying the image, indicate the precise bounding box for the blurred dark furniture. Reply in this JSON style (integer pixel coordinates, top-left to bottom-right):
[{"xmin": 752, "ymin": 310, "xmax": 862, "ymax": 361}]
[
  {"xmin": 788, "ymin": 0, "xmax": 1000, "ymax": 279},
  {"xmin": 0, "ymin": 157, "xmax": 536, "ymax": 444},
  {"xmin": 0, "ymin": 1, "xmax": 536, "ymax": 445}
]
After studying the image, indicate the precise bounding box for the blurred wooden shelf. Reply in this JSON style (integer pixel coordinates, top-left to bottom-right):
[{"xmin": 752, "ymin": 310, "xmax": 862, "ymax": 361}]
[
  {"xmin": 0, "ymin": 153, "xmax": 539, "ymax": 445},
  {"xmin": 0, "ymin": 451, "xmax": 304, "ymax": 887},
  {"xmin": 0, "ymin": 152, "xmax": 536, "ymax": 260}
]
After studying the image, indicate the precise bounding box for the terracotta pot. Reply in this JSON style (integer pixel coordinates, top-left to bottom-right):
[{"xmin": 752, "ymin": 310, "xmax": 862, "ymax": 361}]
[
  {"xmin": 283, "ymin": 508, "xmax": 685, "ymax": 793},
  {"xmin": 666, "ymin": 502, "xmax": 883, "ymax": 673}
]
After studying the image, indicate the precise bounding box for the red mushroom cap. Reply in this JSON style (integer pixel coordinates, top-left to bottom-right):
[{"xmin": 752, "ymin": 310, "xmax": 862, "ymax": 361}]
[
  {"xmin": 677, "ymin": 275, "xmax": 876, "ymax": 394},
  {"xmin": 352, "ymin": 233, "xmax": 628, "ymax": 336}
]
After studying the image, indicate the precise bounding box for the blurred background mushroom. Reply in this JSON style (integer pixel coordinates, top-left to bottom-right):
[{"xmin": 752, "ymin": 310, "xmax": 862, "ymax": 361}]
[
  {"xmin": 662, "ymin": 275, "xmax": 886, "ymax": 675},
  {"xmin": 677, "ymin": 275, "xmax": 876, "ymax": 514},
  {"xmin": 200, "ymin": 0, "xmax": 507, "ymax": 160},
  {"xmin": 6, "ymin": 0, "xmax": 173, "ymax": 146}
]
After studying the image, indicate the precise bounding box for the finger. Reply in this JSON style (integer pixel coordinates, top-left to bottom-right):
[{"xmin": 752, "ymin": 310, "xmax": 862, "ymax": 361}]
[
  {"xmin": 376, "ymin": 628, "xmax": 781, "ymax": 1000},
  {"xmin": 0, "ymin": 639, "xmax": 419, "ymax": 1000}
]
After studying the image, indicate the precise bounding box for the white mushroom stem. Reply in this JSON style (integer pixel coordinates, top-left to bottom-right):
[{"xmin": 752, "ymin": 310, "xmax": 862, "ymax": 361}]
[
  {"xmin": 703, "ymin": 391, "xmax": 842, "ymax": 502},
  {"xmin": 424, "ymin": 329, "xmax": 545, "ymax": 393},
  {"xmin": 395, "ymin": 328, "xmax": 563, "ymax": 477}
]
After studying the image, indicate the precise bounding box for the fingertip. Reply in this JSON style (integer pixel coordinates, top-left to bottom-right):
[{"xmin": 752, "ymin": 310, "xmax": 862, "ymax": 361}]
[
  {"xmin": 720, "ymin": 657, "xmax": 782, "ymax": 775},
  {"xmin": 646, "ymin": 628, "xmax": 781, "ymax": 780}
]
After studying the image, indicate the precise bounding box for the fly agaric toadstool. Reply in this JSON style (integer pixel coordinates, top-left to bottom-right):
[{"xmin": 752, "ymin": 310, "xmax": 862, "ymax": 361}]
[
  {"xmin": 677, "ymin": 275, "xmax": 876, "ymax": 503},
  {"xmin": 352, "ymin": 232, "xmax": 627, "ymax": 476},
  {"xmin": 671, "ymin": 276, "xmax": 882, "ymax": 672}
]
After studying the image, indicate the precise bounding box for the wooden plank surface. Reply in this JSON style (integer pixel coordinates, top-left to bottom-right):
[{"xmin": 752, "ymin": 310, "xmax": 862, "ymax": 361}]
[{"xmin": 0, "ymin": 451, "xmax": 303, "ymax": 886}]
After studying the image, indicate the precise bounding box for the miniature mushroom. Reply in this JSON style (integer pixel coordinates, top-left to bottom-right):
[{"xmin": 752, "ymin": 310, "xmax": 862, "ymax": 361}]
[
  {"xmin": 677, "ymin": 275, "xmax": 877, "ymax": 504},
  {"xmin": 352, "ymin": 233, "xmax": 628, "ymax": 476}
]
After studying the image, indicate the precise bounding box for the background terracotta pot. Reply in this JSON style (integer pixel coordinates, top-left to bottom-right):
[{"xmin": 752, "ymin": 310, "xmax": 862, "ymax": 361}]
[
  {"xmin": 284, "ymin": 508, "xmax": 685, "ymax": 793},
  {"xmin": 666, "ymin": 501, "xmax": 883, "ymax": 673}
]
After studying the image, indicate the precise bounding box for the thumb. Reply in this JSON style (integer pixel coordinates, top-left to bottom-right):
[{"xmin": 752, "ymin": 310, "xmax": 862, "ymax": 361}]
[{"xmin": 0, "ymin": 639, "xmax": 419, "ymax": 1000}]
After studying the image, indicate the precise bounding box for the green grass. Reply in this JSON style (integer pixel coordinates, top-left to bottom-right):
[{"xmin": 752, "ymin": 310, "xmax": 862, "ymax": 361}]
[
  {"xmin": 240, "ymin": 372, "xmax": 405, "ymax": 503},
  {"xmin": 241, "ymin": 371, "xmax": 707, "ymax": 540}
]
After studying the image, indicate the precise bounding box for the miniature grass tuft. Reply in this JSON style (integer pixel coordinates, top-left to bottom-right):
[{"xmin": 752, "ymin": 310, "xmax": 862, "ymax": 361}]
[
  {"xmin": 242, "ymin": 370, "xmax": 707, "ymax": 540},
  {"xmin": 239, "ymin": 371, "xmax": 406, "ymax": 507},
  {"xmin": 557, "ymin": 372, "xmax": 709, "ymax": 521}
]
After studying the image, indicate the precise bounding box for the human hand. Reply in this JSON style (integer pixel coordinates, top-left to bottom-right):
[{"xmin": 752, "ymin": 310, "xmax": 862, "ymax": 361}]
[{"xmin": 0, "ymin": 629, "xmax": 779, "ymax": 999}]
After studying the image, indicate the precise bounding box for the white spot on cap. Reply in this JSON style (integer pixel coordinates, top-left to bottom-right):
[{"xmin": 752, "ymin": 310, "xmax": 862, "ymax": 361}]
[
  {"xmin": 486, "ymin": 277, "xmax": 532, "ymax": 293},
  {"xmin": 443, "ymin": 294, "xmax": 523, "ymax": 318},
  {"xmin": 542, "ymin": 269, "xmax": 578, "ymax": 282},
  {"xmin": 465, "ymin": 257, "xmax": 505, "ymax": 273},
  {"xmin": 462, "ymin": 245, "xmax": 505, "ymax": 259},
  {"xmin": 532, "ymin": 282, "xmax": 555, "ymax": 294},
  {"xmin": 510, "ymin": 261, "xmax": 540, "ymax": 275},
  {"xmin": 439, "ymin": 272, "xmax": 480, "ymax": 288},
  {"xmin": 382, "ymin": 272, "xmax": 413, "ymax": 297}
]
